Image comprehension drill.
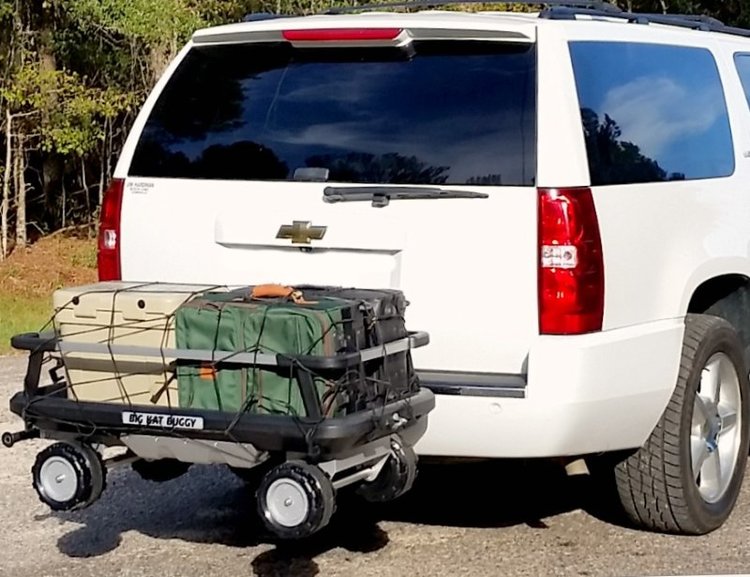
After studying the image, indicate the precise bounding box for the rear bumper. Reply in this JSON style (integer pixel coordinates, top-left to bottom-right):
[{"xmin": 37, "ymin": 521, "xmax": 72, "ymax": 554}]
[{"xmin": 415, "ymin": 318, "xmax": 685, "ymax": 458}]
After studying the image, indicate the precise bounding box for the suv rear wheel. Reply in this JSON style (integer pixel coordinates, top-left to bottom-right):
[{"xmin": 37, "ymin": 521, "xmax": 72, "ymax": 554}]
[{"xmin": 614, "ymin": 314, "xmax": 749, "ymax": 534}]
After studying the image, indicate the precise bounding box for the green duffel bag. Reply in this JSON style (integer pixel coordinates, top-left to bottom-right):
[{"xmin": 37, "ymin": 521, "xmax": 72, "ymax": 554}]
[{"xmin": 174, "ymin": 290, "xmax": 353, "ymax": 417}]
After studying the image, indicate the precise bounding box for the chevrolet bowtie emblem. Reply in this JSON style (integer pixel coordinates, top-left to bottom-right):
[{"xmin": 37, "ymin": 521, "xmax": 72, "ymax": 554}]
[{"xmin": 276, "ymin": 221, "xmax": 327, "ymax": 245}]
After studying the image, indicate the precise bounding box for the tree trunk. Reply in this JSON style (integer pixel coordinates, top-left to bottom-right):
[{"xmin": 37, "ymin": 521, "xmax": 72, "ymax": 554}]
[
  {"xmin": 1, "ymin": 110, "xmax": 11, "ymax": 260},
  {"xmin": 61, "ymin": 171, "xmax": 66, "ymax": 229},
  {"xmin": 148, "ymin": 42, "xmax": 173, "ymax": 87},
  {"xmin": 81, "ymin": 156, "xmax": 91, "ymax": 223},
  {"xmin": 99, "ymin": 116, "xmax": 107, "ymax": 207},
  {"xmin": 14, "ymin": 134, "xmax": 26, "ymax": 249},
  {"xmin": 39, "ymin": 2, "xmax": 61, "ymax": 231}
]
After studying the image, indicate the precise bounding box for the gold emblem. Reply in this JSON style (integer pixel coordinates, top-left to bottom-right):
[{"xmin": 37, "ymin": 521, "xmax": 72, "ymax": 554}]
[{"xmin": 276, "ymin": 221, "xmax": 327, "ymax": 245}]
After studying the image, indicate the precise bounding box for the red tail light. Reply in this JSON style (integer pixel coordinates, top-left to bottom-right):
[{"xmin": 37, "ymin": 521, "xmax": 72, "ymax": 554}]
[
  {"xmin": 538, "ymin": 187, "xmax": 604, "ymax": 335},
  {"xmin": 97, "ymin": 178, "xmax": 124, "ymax": 281},
  {"xmin": 282, "ymin": 28, "xmax": 403, "ymax": 42}
]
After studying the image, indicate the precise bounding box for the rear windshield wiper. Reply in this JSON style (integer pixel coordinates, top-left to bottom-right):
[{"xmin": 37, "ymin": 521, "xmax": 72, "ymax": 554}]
[{"xmin": 323, "ymin": 186, "xmax": 489, "ymax": 207}]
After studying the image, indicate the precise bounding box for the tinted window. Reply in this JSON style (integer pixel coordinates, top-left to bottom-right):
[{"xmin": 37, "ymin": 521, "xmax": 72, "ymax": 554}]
[
  {"xmin": 570, "ymin": 42, "xmax": 734, "ymax": 185},
  {"xmin": 130, "ymin": 41, "xmax": 536, "ymax": 185},
  {"xmin": 734, "ymin": 53, "xmax": 750, "ymax": 109}
]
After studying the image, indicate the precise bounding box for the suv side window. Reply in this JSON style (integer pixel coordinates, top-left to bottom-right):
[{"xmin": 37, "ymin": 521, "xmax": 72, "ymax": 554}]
[
  {"xmin": 734, "ymin": 53, "xmax": 750, "ymax": 109},
  {"xmin": 569, "ymin": 42, "xmax": 734, "ymax": 186}
]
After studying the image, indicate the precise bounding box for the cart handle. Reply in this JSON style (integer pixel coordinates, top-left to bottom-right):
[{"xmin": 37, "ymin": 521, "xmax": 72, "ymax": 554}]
[
  {"xmin": 10, "ymin": 330, "xmax": 429, "ymax": 373},
  {"xmin": 20, "ymin": 330, "xmax": 429, "ymax": 370},
  {"xmin": 11, "ymin": 332, "xmax": 57, "ymax": 353}
]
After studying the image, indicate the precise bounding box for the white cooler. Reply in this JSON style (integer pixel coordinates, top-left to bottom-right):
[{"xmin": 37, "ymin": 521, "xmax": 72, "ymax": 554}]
[{"xmin": 53, "ymin": 282, "xmax": 227, "ymax": 407}]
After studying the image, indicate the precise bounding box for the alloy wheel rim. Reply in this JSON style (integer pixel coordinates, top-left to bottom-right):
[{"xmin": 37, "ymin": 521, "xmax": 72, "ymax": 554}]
[{"xmin": 690, "ymin": 352, "xmax": 742, "ymax": 503}]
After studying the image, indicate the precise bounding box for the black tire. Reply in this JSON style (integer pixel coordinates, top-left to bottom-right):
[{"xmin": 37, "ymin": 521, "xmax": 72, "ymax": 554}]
[
  {"xmin": 615, "ymin": 314, "xmax": 750, "ymax": 534},
  {"xmin": 131, "ymin": 458, "xmax": 190, "ymax": 483},
  {"xmin": 32, "ymin": 442, "xmax": 106, "ymax": 511},
  {"xmin": 78, "ymin": 443, "xmax": 107, "ymax": 507},
  {"xmin": 256, "ymin": 461, "xmax": 336, "ymax": 539},
  {"xmin": 357, "ymin": 436, "xmax": 418, "ymax": 503}
]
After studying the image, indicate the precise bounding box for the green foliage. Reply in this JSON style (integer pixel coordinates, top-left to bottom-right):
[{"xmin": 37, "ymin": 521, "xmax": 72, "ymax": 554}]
[
  {"xmin": 61, "ymin": 0, "xmax": 203, "ymax": 45},
  {"xmin": 187, "ymin": 0, "xmax": 259, "ymax": 25},
  {"xmin": 615, "ymin": 1, "xmax": 750, "ymax": 28},
  {"xmin": 2, "ymin": 63, "xmax": 134, "ymax": 156},
  {"xmin": 45, "ymin": 83, "xmax": 134, "ymax": 156},
  {"xmin": 0, "ymin": 0, "xmax": 14, "ymax": 20}
]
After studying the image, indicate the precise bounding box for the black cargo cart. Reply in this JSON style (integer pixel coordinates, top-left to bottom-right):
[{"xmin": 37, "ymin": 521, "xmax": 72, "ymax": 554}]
[{"xmin": 3, "ymin": 330, "xmax": 434, "ymax": 539}]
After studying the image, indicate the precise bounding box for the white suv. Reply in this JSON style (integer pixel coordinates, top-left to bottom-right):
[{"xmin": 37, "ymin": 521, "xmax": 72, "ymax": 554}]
[{"xmin": 96, "ymin": 2, "xmax": 750, "ymax": 534}]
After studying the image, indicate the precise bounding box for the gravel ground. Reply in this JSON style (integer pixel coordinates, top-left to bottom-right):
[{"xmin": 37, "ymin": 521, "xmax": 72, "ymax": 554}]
[{"xmin": 2, "ymin": 355, "xmax": 750, "ymax": 577}]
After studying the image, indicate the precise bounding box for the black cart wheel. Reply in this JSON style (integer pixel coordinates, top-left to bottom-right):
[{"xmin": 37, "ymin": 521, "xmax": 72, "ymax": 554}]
[
  {"xmin": 131, "ymin": 458, "xmax": 190, "ymax": 483},
  {"xmin": 257, "ymin": 461, "xmax": 336, "ymax": 539},
  {"xmin": 357, "ymin": 436, "xmax": 417, "ymax": 503},
  {"xmin": 32, "ymin": 442, "xmax": 106, "ymax": 511}
]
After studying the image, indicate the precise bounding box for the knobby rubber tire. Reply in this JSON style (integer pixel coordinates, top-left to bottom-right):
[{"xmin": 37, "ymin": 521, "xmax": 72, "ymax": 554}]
[
  {"xmin": 32, "ymin": 442, "xmax": 106, "ymax": 511},
  {"xmin": 78, "ymin": 443, "xmax": 106, "ymax": 507},
  {"xmin": 615, "ymin": 314, "xmax": 750, "ymax": 534},
  {"xmin": 357, "ymin": 437, "xmax": 418, "ymax": 503},
  {"xmin": 256, "ymin": 461, "xmax": 336, "ymax": 539}
]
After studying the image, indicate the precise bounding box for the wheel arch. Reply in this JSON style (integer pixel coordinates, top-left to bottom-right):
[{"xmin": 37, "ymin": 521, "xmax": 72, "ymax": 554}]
[{"xmin": 686, "ymin": 271, "xmax": 750, "ymax": 366}]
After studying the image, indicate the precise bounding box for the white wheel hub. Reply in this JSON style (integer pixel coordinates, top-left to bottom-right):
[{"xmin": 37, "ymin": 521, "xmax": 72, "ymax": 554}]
[
  {"xmin": 265, "ymin": 478, "xmax": 310, "ymax": 528},
  {"xmin": 691, "ymin": 352, "xmax": 742, "ymax": 503},
  {"xmin": 39, "ymin": 456, "xmax": 78, "ymax": 503}
]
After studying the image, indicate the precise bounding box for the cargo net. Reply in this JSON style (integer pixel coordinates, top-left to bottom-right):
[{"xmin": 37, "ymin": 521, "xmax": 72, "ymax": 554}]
[{"xmin": 21, "ymin": 283, "xmax": 420, "ymax": 444}]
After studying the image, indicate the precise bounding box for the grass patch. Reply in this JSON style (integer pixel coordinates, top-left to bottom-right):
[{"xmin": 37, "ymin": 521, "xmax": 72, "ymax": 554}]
[
  {"xmin": 0, "ymin": 235, "xmax": 97, "ymax": 355},
  {"xmin": 0, "ymin": 295, "xmax": 52, "ymax": 354}
]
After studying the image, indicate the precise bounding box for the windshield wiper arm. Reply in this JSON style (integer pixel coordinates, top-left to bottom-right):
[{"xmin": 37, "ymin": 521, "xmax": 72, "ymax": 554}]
[{"xmin": 323, "ymin": 185, "xmax": 489, "ymax": 207}]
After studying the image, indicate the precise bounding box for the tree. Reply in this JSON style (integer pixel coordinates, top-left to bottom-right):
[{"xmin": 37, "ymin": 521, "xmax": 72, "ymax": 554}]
[{"xmin": 581, "ymin": 108, "xmax": 667, "ymax": 185}]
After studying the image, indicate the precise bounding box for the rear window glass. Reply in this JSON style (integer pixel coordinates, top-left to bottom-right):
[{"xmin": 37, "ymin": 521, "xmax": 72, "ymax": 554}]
[
  {"xmin": 570, "ymin": 41, "xmax": 734, "ymax": 186},
  {"xmin": 129, "ymin": 41, "xmax": 536, "ymax": 186}
]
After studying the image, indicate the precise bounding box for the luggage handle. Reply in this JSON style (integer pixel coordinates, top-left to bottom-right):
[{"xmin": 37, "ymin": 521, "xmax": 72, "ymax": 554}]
[{"xmin": 248, "ymin": 284, "xmax": 317, "ymax": 305}]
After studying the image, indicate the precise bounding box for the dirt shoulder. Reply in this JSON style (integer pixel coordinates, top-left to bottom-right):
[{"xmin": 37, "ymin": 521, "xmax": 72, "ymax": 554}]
[{"xmin": 0, "ymin": 235, "xmax": 97, "ymax": 299}]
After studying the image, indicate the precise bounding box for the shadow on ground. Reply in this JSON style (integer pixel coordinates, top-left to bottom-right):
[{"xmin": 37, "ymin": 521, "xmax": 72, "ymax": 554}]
[
  {"xmin": 48, "ymin": 458, "xmax": 625, "ymax": 574},
  {"xmin": 379, "ymin": 458, "xmax": 622, "ymax": 529}
]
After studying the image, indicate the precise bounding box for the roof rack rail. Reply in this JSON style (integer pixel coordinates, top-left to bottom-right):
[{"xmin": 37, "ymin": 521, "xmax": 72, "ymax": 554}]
[
  {"xmin": 325, "ymin": 0, "xmax": 620, "ymax": 16},
  {"xmin": 540, "ymin": 6, "xmax": 750, "ymax": 37},
  {"xmin": 321, "ymin": 0, "xmax": 750, "ymax": 39}
]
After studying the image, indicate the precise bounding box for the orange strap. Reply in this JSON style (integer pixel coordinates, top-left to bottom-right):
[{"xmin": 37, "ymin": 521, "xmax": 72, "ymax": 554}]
[
  {"xmin": 251, "ymin": 284, "xmax": 295, "ymax": 299},
  {"xmin": 250, "ymin": 284, "xmax": 317, "ymax": 304}
]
